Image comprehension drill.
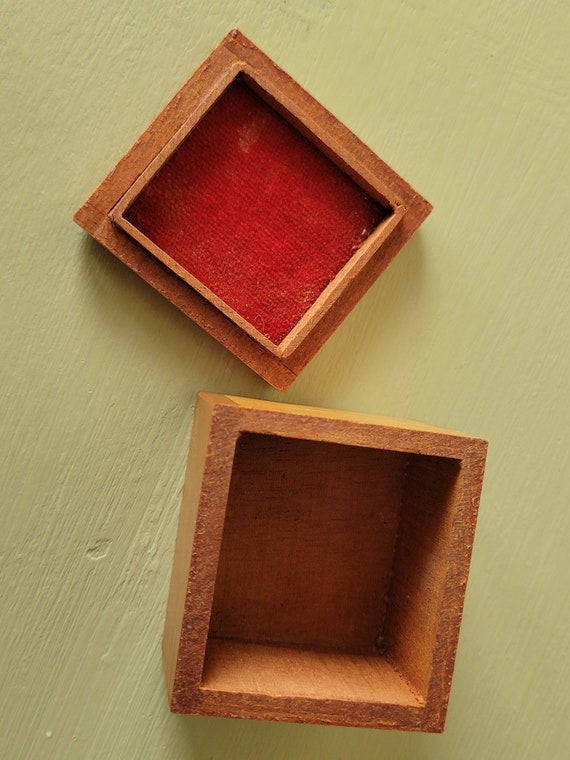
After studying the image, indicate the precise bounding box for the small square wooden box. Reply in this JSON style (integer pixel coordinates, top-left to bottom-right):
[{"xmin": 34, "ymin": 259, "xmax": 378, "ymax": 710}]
[
  {"xmin": 74, "ymin": 30, "xmax": 431, "ymax": 390},
  {"xmin": 164, "ymin": 393, "xmax": 487, "ymax": 731}
]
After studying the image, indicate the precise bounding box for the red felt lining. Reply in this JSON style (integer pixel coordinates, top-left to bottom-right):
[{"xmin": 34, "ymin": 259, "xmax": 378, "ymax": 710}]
[{"xmin": 124, "ymin": 78, "xmax": 387, "ymax": 344}]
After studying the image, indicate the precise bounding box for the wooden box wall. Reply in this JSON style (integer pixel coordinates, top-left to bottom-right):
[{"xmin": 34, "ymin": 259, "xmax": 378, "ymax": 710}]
[{"xmin": 163, "ymin": 393, "xmax": 487, "ymax": 731}]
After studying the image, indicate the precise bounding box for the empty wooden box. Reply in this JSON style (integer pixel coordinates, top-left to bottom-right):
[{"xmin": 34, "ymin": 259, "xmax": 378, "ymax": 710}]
[
  {"xmin": 163, "ymin": 393, "xmax": 487, "ymax": 731},
  {"xmin": 74, "ymin": 30, "xmax": 431, "ymax": 390}
]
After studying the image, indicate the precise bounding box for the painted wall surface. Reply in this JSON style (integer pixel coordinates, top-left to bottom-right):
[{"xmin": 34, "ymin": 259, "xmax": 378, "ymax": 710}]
[{"xmin": 1, "ymin": 1, "xmax": 568, "ymax": 758}]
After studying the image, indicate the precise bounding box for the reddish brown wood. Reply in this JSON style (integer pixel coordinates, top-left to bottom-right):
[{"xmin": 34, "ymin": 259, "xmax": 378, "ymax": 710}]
[
  {"xmin": 74, "ymin": 29, "xmax": 431, "ymax": 389},
  {"xmin": 163, "ymin": 394, "xmax": 487, "ymax": 731}
]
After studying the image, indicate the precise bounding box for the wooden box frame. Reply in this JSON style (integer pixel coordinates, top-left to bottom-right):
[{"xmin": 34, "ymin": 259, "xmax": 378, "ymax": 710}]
[
  {"xmin": 163, "ymin": 393, "xmax": 487, "ymax": 731},
  {"xmin": 74, "ymin": 30, "xmax": 431, "ymax": 390}
]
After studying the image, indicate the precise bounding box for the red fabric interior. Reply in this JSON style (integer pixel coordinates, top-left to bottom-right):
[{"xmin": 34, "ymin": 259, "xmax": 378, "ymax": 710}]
[{"xmin": 124, "ymin": 79, "xmax": 386, "ymax": 344}]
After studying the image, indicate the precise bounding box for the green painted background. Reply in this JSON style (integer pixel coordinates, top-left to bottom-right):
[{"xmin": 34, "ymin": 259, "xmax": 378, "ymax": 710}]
[{"xmin": 1, "ymin": 1, "xmax": 568, "ymax": 757}]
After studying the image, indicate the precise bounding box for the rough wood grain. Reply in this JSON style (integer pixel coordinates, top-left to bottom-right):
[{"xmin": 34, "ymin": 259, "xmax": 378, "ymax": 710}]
[{"xmin": 163, "ymin": 394, "xmax": 487, "ymax": 730}]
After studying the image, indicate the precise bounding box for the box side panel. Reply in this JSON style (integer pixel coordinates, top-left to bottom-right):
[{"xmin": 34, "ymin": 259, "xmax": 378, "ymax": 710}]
[
  {"xmin": 383, "ymin": 455, "xmax": 462, "ymax": 704},
  {"xmin": 193, "ymin": 682, "xmax": 428, "ymax": 731},
  {"xmin": 170, "ymin": 402, "xmax": 245, "ymax": 711},
  {"xmin": 423, "ymin": 443, "xmax": 488, "ymax": 728},
  {"xmin": 163, "ymin": 395, "xmax": 216, "ymax": 698},
  {"xmin": 224, "ymin": 394, "xmax": 482, "ymax": 441}
]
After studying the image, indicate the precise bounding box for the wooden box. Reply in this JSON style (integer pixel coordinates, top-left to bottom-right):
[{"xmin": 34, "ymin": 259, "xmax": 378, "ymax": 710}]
[
  {"xmin": 164, "ymin": 393, "xmax": 487, "ymax": 731},
  {"xmin": 74, "ymin": 30, "xmax": 431, "ymax": 390}
]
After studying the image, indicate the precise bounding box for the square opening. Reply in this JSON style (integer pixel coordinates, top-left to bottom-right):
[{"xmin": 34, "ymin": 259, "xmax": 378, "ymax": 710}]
[
  {"xmin": 201, "ymin": 432, "xmax": 461, "ymax": 708},
  {"xmin": 116, "ymin": 75, "xmax": 394, "ymax": 350}
]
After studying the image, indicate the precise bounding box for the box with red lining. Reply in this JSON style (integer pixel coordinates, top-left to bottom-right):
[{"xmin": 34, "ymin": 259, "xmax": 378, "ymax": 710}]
[{"xmin": 74, "ymin": 30, "xmax": 431, "ymax": 389}]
